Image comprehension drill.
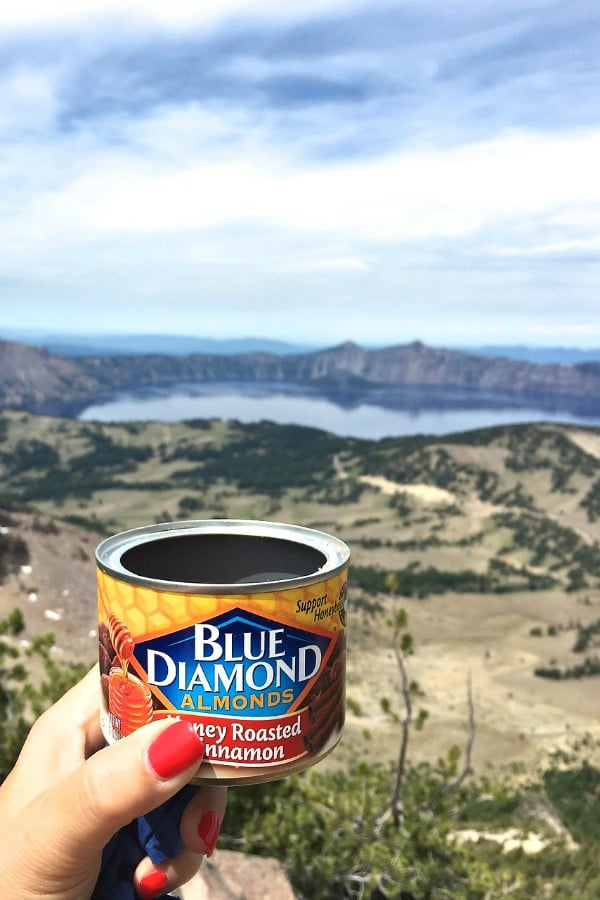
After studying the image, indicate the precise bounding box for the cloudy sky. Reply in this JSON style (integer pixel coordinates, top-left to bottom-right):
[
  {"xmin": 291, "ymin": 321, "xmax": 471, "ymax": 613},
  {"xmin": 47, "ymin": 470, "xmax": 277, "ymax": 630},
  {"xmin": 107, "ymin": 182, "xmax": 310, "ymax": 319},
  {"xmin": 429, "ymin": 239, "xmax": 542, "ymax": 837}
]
[{"xmin": 0, "ymin": 0, "xmax": 599, "ymax": 347}]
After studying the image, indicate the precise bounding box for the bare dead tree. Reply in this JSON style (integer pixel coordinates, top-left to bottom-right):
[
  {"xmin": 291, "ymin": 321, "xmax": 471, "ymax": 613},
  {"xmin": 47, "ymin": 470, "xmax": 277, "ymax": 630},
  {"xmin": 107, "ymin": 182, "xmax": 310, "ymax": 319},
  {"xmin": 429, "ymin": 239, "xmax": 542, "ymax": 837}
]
[
  {"xmin": 376, "ymin": 611, "xmax": 476, "ymax": 831},
  {"xmin": 376, "ymin": 612, "xmax": 413, "ymax": 830},
  {"xmin": 438, "ymin": 670, "xmax": 475, "ymax": 798}
]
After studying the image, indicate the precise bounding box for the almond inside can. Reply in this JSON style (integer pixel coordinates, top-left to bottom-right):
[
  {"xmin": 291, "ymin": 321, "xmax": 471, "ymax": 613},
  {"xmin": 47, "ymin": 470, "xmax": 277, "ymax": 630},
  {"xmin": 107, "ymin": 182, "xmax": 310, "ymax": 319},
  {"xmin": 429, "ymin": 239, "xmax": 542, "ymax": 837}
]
[{"xmin": 96, "ymin": 519, "xmax": 349, "ymax": 785}]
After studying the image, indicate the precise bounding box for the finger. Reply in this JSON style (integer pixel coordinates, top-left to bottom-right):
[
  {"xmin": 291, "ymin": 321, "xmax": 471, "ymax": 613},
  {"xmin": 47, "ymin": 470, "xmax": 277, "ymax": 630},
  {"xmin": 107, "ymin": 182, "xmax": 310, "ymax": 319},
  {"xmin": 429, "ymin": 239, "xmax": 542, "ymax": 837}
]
[
  {"xmin": 134, "ymin": 849, "xmax": 204, "ymax": 899},
  {"xmin": 180, "ymin": 784, "xmax": 228, "ymax": 856},
  {"xmin": 62, "ymin": 718, "xmax": 206, "ymax": 842},
  {"xmin": 23, "ymin": 665, "xmax": 102, "ymax": 757},
  {"xmin": 4, "ymin": 719, "xmax": 206, "ymax": 898},
  {"xmin": 133, "ymin": 785, "xmax": 227, "ymax": 899},
  {"xmin": 2, "ymin": 666, "xmax": 103, "ymax": 808},
  {"xmin": 51, "ymin": 664, "xmax": 106, "ymax": 756},
  {"xmin": 35, "ymin": 664, "xmax": 99, "ymax": 729}
]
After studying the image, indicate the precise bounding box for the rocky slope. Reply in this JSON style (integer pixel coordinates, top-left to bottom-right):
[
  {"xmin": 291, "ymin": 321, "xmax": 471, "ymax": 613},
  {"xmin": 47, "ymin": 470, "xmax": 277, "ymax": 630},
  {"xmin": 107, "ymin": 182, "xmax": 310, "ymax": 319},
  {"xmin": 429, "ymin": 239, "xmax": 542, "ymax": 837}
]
[
  {"xmin": 0, "ymin": 340, "xmax": 92, "ymax": 413},
  {"xmin": 1, "ymin": 338, "xmax": 600, "ymax": 415}
]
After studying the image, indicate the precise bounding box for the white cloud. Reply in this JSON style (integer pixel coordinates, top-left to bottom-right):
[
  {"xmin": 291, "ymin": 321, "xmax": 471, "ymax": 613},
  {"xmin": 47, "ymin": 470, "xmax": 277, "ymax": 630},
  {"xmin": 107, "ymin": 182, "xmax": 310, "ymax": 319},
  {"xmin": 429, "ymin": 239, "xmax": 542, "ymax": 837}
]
[
  {"xmin": 0, "ymin": 0, "xmax": 357, "ymax": 33},
  {"xmin": 0, "ymin": 66, "xmax": 59, "ymax": 133},
  {"xmin": 7, "ymin": 122, "xmax": 597, "ymax": 257},
  {"xmin": 281, "ymin": 255, "xmax": 370, "ymax": 273}
]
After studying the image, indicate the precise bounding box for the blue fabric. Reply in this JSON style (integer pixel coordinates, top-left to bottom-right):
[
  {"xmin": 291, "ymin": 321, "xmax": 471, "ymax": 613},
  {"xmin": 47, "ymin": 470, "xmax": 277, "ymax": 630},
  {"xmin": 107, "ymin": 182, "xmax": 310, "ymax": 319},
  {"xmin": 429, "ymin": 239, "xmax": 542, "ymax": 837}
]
[{"xmin": 92, "ymin": 785, "xmax": 197, "ymax": 899}]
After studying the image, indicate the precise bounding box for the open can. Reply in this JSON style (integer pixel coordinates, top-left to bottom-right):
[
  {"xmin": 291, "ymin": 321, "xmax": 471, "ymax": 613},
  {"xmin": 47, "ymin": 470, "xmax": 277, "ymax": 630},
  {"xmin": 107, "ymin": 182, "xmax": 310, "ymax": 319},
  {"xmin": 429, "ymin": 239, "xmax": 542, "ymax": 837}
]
[{"xmin": 96, "ymin": 519, "xmax": 349, "ymax": 785}]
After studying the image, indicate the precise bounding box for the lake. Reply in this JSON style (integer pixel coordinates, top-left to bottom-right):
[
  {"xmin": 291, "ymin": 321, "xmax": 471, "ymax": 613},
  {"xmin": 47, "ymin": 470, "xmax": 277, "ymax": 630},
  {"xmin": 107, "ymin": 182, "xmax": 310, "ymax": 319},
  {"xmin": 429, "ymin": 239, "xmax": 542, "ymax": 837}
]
[{"xmin": 77, "ymin": 381, "xmax": 600, "ymax": 439}]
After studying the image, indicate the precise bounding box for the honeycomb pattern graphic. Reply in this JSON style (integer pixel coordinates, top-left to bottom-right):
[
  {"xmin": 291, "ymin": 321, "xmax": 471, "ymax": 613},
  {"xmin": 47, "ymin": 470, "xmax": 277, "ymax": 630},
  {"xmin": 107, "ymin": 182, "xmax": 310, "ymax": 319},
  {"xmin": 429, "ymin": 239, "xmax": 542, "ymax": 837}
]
[{"xmin": 97, "ymin": 568, "xmax": 347, "ymax": 643}]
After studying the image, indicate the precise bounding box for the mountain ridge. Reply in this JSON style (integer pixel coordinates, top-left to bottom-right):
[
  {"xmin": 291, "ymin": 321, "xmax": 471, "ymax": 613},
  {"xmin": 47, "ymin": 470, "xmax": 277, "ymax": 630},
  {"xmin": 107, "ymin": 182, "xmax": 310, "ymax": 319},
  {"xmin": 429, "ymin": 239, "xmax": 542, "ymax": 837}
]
[
  {"xmin": 1, "ymin": 337, "xmax": 600, "ymax": 416},
  {"xmin": 4, "ymin": 329, "xmax": 600, "ymax": 364},
  {"xmin": 0, "ymin": 330, "xmax": 315, "ymax": 357}
]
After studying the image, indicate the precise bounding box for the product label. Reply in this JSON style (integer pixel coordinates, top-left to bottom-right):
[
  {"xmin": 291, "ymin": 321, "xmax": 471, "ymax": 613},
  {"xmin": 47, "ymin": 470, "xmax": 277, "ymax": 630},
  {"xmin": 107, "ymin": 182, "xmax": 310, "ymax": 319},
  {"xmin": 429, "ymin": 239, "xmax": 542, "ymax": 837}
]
[
  {"xmin": 98, "ymin": 569, "xmax": 347, "ymax": 774},
  {"xmin": 136, "ymin": 609, "xmax": 333, "ymax": 715}
]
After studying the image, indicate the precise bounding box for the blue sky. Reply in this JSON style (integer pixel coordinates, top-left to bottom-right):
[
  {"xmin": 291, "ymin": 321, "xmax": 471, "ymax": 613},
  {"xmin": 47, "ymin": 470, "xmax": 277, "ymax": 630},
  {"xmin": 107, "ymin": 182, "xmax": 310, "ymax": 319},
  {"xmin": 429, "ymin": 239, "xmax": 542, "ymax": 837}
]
[{"xmin": 0, "ymin": 0, "xmax": 599, "ymax": 347}]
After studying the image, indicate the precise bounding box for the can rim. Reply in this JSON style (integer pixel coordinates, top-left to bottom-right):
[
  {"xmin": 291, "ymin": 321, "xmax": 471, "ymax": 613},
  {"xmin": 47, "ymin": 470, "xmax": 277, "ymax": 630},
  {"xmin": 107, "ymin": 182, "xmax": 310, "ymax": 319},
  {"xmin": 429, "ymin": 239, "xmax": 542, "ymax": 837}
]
[{"xmin": 95, "ymin": 518, "xmax": 350, "ymax": 593}]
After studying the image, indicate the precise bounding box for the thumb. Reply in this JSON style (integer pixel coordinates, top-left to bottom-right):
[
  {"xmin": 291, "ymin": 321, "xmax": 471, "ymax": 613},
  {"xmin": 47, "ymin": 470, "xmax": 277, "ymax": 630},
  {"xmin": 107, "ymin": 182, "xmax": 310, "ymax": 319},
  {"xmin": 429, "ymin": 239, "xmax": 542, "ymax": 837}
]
[{"xmin": 12, "ymin": 719, "xmax": 205, "ymax": 898}]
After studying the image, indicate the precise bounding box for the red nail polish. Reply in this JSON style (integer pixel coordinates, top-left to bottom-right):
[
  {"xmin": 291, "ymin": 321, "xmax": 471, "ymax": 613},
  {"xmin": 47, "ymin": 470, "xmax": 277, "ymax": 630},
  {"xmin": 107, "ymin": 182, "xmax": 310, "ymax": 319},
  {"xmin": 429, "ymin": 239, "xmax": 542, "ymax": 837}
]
[
  {"xmin": 138, "ymin": 868, "xmax": 169, "ymax": 899},
  {"xmin": 198, "ymin": 809, "xmax": 221, "ymax": 857},
  {"xmin": 147, "ymin": 720, "xmax": 204, "ymax": 779}
]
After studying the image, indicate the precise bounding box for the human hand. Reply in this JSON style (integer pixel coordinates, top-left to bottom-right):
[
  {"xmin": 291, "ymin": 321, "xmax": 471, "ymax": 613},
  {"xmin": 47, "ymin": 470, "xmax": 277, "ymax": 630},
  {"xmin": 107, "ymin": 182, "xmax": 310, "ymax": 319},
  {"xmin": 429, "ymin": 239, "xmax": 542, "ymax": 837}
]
[{"xmin": 0, "ymin": 666, "xmax": 227, "ymax": 899}]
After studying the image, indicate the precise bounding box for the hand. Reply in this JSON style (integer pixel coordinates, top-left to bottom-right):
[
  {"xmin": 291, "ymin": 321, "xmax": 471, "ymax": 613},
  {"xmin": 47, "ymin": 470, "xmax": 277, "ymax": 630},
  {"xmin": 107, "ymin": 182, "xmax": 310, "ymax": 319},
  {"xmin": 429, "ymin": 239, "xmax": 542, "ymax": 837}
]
[{"xmin": 0, "ymin": 666, "xmax": 227, "ymax": 899}]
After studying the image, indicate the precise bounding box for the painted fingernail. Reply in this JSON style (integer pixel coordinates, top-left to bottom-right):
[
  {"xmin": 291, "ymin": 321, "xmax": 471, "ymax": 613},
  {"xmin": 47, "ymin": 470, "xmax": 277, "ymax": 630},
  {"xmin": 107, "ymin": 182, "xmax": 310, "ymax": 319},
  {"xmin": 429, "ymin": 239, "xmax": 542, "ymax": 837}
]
[
  {"xmin": 198, "ymin": 809, "xmax": 221, "ymax": 857},
  {"xmin": 138, "ymin": 868, "xmax": 169, "ymax": 899},
  {"xmin": 147, "ymin": 720, "xmax": 205, "ymax": 779}
]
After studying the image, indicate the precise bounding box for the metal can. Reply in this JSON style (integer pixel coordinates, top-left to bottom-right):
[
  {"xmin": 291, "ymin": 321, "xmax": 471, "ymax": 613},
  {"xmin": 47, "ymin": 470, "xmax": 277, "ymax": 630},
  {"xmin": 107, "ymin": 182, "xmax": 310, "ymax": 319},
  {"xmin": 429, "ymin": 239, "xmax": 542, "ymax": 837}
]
[{"xmin": 96, "ymin": 519, "xmax": 349, "ymax": 785}]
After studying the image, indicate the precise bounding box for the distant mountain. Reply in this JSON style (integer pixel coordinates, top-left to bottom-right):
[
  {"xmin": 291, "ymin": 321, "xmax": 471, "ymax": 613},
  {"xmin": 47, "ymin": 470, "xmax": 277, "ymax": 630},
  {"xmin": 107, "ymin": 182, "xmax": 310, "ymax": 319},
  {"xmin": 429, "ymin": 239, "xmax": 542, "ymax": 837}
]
[
  {"xmin": 0, "ymin": 330, "xmax": 316, "ymax": 357},
  {"xmin": 464, "ymin": 345, "xmax": 600, "ymax": 365},
  {"xmin": 1, "ymin": 338, "xmax": 600, "ymax": 417},
  {"xmin": 4, "ymin": 330, "xmax": 599, "ymax": 365}
]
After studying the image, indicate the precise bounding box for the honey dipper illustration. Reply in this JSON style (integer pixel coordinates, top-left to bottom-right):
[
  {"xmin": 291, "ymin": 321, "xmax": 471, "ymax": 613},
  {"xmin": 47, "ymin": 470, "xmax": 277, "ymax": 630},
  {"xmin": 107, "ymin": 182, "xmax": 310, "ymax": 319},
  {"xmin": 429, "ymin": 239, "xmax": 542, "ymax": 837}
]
[{"xmin": 99, "ymin": 598, "xmax": 153, "ymax": 737}]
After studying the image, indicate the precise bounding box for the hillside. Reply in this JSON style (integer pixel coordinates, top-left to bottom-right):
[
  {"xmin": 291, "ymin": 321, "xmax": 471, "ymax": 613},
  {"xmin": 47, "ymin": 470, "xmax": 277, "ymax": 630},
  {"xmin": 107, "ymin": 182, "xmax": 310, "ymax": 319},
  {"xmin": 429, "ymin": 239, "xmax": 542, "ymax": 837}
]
[
  {"xmin": 1, "ymin": 410, "xmax": 600, "ymax": 776},
  {"xmin": 2, "ymin": 338, "xmax": 600, "ymax": 415}
]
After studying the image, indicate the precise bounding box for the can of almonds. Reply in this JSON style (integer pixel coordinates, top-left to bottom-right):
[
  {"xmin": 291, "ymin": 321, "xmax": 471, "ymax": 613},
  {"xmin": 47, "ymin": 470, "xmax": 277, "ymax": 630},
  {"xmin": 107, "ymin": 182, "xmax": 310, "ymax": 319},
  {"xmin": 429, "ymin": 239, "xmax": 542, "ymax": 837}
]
[{"xmin": 96, "ymin": 519, "xmax": 349, "ymax": 785}]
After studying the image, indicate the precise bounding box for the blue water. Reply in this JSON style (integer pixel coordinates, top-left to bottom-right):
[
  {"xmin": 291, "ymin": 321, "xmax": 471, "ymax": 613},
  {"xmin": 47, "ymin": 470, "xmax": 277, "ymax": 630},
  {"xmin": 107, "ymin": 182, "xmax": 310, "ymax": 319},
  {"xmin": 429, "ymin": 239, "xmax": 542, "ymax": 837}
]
[{"xmin": 77, "ymin": 382, "xmax": 600, "ymax": 440}]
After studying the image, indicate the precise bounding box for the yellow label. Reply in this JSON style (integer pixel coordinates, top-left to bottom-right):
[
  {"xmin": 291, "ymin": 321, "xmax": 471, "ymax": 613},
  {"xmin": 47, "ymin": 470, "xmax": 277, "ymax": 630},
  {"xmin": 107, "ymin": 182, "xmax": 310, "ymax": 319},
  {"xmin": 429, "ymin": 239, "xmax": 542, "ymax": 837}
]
[{"xmin": 98, "ymin": 569, "xmax": 347, "ymax": 774}]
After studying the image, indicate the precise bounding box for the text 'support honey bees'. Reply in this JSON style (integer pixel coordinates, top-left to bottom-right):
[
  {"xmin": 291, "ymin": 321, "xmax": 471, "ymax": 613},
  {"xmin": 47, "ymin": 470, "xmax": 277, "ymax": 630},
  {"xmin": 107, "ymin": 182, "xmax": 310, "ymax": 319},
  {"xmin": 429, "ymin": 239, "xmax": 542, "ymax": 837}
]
[{"xmin": 96, "ymin": 519, "xmax": 349, "ymax": 785}]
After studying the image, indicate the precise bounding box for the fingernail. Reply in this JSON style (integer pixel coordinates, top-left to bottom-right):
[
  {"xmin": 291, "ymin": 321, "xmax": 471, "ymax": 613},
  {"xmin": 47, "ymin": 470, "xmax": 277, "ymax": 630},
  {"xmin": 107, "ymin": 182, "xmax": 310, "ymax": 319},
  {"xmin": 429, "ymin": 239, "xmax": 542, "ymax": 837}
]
[
  {"xmin": 138, "ymin": 868, "xmax": 169, "ymax": 899},
  {"xmin": 147, "ymin": 720, "xmax": 204, "ymax": 779},
  {"xmin": 198, "ymin": 809, "xmax": 221, "ymax": 857}
]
